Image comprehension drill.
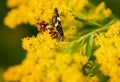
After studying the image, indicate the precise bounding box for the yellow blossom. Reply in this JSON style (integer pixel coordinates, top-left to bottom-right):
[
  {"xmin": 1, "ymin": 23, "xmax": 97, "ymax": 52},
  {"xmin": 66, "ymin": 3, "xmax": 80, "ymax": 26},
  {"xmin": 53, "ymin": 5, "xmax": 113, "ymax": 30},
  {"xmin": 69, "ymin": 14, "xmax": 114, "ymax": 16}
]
[
  {"xmin": 4, "ymin": 0, "xmax": 89, "ymax": 31},
  {"xmin": 89, "ymin": 76, "xmax": 99, "ymax": 82},
  {"xmin": 87, "ymin": 2, "xmax": 111, "ymax": 21},
  {"xmin": 3, "ymin": 30, "xmax": 91, "ymax": 82},
  {"xmin": 3, "ymin": 65, "xmax": 22, "ymax": 82},
  {"xmin": 3, "ymin": 0, "xmax": 117, "ymax": 82},
  {"xmin": 94, "ymin": 21, "xmax": 120, "ymax": 82},
  {"xmin": 7, "ymin": 0, "xmax": 28, "ymax": 8},
  {"xmin": 103, "ymin": 8, "xmax": 111, "ymax": 18}
]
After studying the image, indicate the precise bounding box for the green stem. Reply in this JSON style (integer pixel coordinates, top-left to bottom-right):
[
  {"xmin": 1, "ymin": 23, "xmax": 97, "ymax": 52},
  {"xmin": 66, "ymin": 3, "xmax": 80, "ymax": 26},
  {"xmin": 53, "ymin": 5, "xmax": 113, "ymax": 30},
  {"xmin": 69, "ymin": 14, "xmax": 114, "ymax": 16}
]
[
  {"xmin": 74, "ymin": 16, "xmax": 103, "ymax": 27},
  {"xmin": 76, "ymin": 19, "xmax": 117, "ymax": 42},
  {"xmin": 73, "ymin": 13, "xmax": 103, "ymax": 27}
]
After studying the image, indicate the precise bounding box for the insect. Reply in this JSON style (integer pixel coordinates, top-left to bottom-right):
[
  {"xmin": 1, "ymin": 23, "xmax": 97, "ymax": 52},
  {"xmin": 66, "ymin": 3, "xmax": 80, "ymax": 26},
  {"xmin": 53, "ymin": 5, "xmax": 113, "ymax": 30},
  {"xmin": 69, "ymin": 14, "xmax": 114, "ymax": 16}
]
[{"xmin": 36, "ymin": 8, "xmax": 64, "ymax": 41}]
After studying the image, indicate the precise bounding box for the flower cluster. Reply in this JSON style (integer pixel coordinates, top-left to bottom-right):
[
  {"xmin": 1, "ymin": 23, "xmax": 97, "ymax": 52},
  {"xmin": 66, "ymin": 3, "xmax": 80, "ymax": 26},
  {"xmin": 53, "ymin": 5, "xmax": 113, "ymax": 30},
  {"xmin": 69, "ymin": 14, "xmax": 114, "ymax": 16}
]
[
  {"xmin": 87, "ymin": 2, "xmax": 111, "ymax": 21},
  {"xmin": 3, "ymin": 0, "xmax": 116, "ymax": 82},
  {"xmin": 4, "ymin": 0, "xmax": 88, "ymax": 29},
  {"xmin": 4, "ymin": 0, "xmax": 111, "ymax": 31},
  {"xmin": 3, "ymin": 32, "xmax": 93, "ymax": 82},
  {"xmin": 94, "ymin": 21, "xmax": 120, "ymax": 82}
]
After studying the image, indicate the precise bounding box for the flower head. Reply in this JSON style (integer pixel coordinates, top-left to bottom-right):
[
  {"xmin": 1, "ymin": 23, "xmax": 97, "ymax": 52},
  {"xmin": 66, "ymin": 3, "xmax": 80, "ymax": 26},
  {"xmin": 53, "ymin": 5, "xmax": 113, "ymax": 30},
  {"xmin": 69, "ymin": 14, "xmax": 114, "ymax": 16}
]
[{"xmin": 94, "ymin": 21, "xmax": 120, "ymax": 82}]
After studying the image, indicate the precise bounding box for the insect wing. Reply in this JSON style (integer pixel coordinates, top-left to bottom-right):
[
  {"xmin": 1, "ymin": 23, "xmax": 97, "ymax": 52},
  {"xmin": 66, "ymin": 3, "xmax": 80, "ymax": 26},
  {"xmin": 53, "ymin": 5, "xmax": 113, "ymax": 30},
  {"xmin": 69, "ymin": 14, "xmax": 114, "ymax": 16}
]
[{"xmin": 51, "ymin": 8, "xmax": 64, "ymax": 37}]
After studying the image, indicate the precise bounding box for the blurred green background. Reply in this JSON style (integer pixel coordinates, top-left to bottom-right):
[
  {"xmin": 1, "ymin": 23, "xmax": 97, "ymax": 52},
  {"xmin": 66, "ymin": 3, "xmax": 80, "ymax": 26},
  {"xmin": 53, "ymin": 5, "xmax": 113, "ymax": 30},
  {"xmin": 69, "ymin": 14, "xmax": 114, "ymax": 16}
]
[
  {"xmin": 0, "ymin": 0, "xmax": 120, "ymax": 82},
  {"xmin": 0, "ymin": 0, "xmax": 38, "ymax": 81}
]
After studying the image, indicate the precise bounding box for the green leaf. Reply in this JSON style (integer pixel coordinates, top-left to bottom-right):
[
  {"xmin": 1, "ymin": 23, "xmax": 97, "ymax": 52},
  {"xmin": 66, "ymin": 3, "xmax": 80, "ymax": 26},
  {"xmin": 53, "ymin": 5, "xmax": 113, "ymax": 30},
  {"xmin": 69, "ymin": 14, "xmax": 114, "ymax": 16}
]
[
  {"xmin": 63, "ymin": 41, "xmax": 75, "ymax": 54},
  {"xmin": 63, "ymin": 19, "xmax": 117, "ymax": 55},
  {"xmin": 86, "ymin": 32, "xmax": 94, "ymax": 57},
  {"xmin": 70, "ymin": 40, "xmax": 86, "ymax": 54},
  {"xmin": 63, "ymin": 39, "xmax": 86, "ymax": 55},
  {"xmin": 73, "ymin": 13, "xmax": 103, "ymax": 27},
  {"xmin": 93, "ymin": 69, "xmax": 110, "ymax": 82}
]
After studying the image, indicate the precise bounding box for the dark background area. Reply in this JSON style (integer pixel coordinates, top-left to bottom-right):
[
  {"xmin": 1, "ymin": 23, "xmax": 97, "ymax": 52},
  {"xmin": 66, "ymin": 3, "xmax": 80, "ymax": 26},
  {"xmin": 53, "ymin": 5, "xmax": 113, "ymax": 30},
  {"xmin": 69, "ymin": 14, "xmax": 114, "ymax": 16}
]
[
  {"xmin": 0, "ymin": 0, "xmax": 38, "ymax": 80},
  {"xmin": 0, "ymin": 0, "xmax": 38, "ymax": 67}
]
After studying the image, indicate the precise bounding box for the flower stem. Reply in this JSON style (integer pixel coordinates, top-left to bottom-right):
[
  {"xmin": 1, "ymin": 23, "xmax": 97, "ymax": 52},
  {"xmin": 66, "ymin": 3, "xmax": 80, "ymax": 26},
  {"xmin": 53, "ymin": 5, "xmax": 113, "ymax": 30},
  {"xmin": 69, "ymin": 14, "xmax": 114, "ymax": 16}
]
[{"xmin": 76, "ymin": 19, "xmax": 117, "ymax": 42}]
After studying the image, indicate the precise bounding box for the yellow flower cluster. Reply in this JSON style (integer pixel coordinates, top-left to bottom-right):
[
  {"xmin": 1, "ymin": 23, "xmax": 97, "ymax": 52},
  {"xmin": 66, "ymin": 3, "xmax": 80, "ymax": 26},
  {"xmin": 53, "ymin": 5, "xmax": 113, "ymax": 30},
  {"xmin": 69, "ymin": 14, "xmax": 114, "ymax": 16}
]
[
  {"xmin": 4, "ymin": 0, "xmax": 88, "ymax": 29},
  {"xmin": 4, "ymin": 0, "xmax": 112, "ymax": 41},
  {"xmin": 87, "ymin": 2, "xmax": 111, "ymax": 21},
  {"xmin": 3, "ymin": 0, "xmax": 115, "ymax": 81},
  {"xmin": 94, "ymin": 21, "xmax": 120, "ymax": 82},
  {"xmin": 3, "ymin": 31, "xmax": 95, "ymax": 82}
]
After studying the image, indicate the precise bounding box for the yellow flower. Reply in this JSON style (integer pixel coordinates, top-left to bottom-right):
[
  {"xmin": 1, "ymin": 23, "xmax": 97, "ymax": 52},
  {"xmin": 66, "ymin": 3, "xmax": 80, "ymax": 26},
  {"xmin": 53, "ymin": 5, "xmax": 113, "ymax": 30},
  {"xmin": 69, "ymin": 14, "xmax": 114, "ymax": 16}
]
[
  {"xmin": 5, "ymin": 0, "xmax": 88, "ymax": 29},
  {"xmin": 4, "ymin": 0, "xmax": 116, "ymax": 81},
  {"xmin": 3, "ymin": 30, "xmax": 90, "ymax": 82},
  {"xmin": 89, "ymin": 76, "xmax": 99, "ymax": 82},
  {"xmin": 94, "ymin": 21, "xmax": 120, "ymax": 82},
  {"xmin": 87, "ymin": 2, "xmax": 111, "ymax": 21},
  {"xmin": 7, "ymin": 0, "xmax": 28, "ymax": 8},
  {"xmin": 3, "ymin": 65, "xmax": 22, "ymax": 82},
  {"xmin": 61, "ymin": 66, "xmax": 87, "ymax": 82},
  {"xmin": 103, "ymin": 8, "xmax": 111, "ymax": 18}
]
